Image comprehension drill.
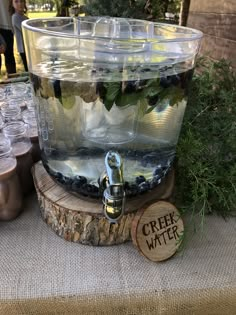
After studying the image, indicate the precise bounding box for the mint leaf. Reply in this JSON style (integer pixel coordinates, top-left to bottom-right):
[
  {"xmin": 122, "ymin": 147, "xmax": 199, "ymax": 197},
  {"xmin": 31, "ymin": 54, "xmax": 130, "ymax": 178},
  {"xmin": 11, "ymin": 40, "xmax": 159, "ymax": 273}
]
[
  {"xmin": 145, "ymin": 106, "xmax": 155, "ymax": 114},
  {"xmin": 138, "ymin": 98, "xmax": 149, "ymax": 117},
  {"xmin": 116, "ymin": 92, "xmax": 139, "ymax": 107},
  {"xmin": 103, "ymin": 82, "xmax": 121, "ymax": 111}
]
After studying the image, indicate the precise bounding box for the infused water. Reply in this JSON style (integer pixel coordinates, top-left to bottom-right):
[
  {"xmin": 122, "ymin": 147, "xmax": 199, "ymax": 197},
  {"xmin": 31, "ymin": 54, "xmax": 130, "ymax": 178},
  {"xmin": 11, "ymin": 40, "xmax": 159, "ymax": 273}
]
[{"xmin": 30, "ymin": 61, "xmax": 193, "ymax": 198}]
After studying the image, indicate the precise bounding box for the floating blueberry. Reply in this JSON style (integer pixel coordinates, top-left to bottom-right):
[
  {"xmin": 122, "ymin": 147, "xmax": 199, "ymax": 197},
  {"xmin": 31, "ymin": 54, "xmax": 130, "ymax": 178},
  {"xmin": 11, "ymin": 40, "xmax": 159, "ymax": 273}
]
[
  {"xmin": 147, "ymin": 94, "xmax": 159, "ymax": 106},
  {"xmin": 53, "ymin": 80, "xmax": 61, "ymax": 98},
  {"xmin": 140, "ymin": 68, "xmax": 151, "ymax": 73},
  {"xmin": 124, "ymin": 181, "xmax": 130, "ymax": 190},
  {"xmin": 153, "ymin": 166, "xmax": 163, "ymax": 178},
  {"xmin": 134, "ymin": 80, "xmax": 147, "ymax": 91},
  {"xmin": 160, "ymin": 77, "xmax": 172, "ymax": 88},
  {"xmin": 135, "ymin": 175, "xmax": 146, "ymax": 185},
  {"xmin": 124, "ymin": 81, "xmax": 136, "ymax": 94},
  {"xmin": 171, "ymin": 75, "xmax": 180, "ymax": 86}
]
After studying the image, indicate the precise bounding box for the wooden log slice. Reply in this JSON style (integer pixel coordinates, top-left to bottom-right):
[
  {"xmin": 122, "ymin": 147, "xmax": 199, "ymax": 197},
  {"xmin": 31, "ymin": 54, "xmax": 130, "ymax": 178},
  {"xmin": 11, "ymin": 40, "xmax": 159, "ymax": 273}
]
[{"xmin": 32, "ymin": 162, "xmax": 175, "ymax": 246}]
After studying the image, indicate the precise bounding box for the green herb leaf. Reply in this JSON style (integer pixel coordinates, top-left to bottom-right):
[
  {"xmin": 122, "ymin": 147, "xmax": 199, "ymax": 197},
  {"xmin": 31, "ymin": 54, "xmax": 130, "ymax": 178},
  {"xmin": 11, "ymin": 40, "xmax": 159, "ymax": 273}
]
[
  {"xmin": 116, "ymin": 92, "xmax": 139, "ymax": 107},
  {"xmin": 145, "ymin": 105, "xmax": 155, "ymax": 114},
  {"xmin": 138, "ymin": 98, "xmax": 149, "ymax": 117},
  {"xmin": 103, "ymin": 82, "xmax": 121, "ymax": 111}
]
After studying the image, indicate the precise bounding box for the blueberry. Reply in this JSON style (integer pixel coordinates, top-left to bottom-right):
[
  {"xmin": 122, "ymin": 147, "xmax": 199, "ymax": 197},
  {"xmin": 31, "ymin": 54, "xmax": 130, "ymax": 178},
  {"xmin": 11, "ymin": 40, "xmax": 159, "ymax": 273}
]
[
  {"xmin": 55, "ymin": 172, "xmax": 63, "ymax": 180},
  {"xmin": 124, "ymin": 81, "xmax": 136, "ymax": 94},
  {"xmin": 72, "ymin": 182, "xmax": 81, "ymax": 192},
  {"xmin": 135, "ymin": 80, "xmax": 147, "ymax": 91},
  {"xmin": 124, "ymin": 181, "xmax": 130, "ymax": 190},
  {"xmin": 160, "ymin": 77, "xmax": 172, "ymax": 88},
  {"xmin": 147, "ymin": 94, "xmax": 159, "ymax": 106},
  {"xmin": 171, "ymin": 75, "xmax": 180, "ymax": 86},
  {"xmin": 74, "ymin": 175, "xmax": 87, "ymax": 186},
  {"xmin": 63, "ymin": 176, "xmax": 73, "ymax": 186},
  {"xmin": 135, "ymin": 176, "xmax": 146, "ymax": 185},
  {"xmin": 126, "ymin": 184, "xmax": 139, "ymax": 196},
  {"xmin": 150, "ymin": 177, "xmax": 161, "ymax": 189},
  {"xmin": 53, "ymin": 80, "xmax": 61, "ymax": 98},
  {"xmin": 153, "ymin": 167, "xmax": 163, "ymax": 178},
  {"xmin": 81, "ymin": 183, "xmax": 99, "ymax": 196},
  {"xmin": 138, "ymin": 181, "xmax": 150, "ymax": 193},
  {"xmin": 140, "ymin": 68, "xmax": 151, "ymax": 73}
]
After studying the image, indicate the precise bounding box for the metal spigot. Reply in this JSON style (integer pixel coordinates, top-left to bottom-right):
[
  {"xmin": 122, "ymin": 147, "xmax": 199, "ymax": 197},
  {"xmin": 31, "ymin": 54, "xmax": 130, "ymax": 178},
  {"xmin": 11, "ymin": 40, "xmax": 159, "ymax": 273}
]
[{"xmin": 102, "ymin": 151, "xmax": 125, "ymax": 223}]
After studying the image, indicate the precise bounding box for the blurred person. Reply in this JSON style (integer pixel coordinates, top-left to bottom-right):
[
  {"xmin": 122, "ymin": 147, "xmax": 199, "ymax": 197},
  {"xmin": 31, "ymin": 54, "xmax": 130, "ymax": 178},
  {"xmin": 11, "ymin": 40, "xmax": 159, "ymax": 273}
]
[
  {"xmin": 9, "ymin": 0, "xmax": 28, "ymax": 72},
  {"xmin": 0, "ymin": 0, "xmax": 17, "ymax": 75},
  {"xmin": 0, "ymin": 34, "xmax": 6, "ymax": 74}
]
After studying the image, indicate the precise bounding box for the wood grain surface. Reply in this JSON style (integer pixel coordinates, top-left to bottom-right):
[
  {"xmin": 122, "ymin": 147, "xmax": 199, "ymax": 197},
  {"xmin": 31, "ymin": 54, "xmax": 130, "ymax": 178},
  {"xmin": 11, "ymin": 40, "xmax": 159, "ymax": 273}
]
[
  {"xmin": 132, "ymin": 201, "xmax": 184, "ymax": 262},
  {"xmin": 32, "ymin": 162, "xmax": 175, "ymax": 246}
]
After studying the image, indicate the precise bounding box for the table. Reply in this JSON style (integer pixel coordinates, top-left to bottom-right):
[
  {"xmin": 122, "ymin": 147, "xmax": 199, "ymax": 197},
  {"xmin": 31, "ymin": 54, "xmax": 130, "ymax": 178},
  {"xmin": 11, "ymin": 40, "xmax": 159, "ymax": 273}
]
[{"xmin": 0, "ymin": 194, "xmax": 236, "ymax": 314}]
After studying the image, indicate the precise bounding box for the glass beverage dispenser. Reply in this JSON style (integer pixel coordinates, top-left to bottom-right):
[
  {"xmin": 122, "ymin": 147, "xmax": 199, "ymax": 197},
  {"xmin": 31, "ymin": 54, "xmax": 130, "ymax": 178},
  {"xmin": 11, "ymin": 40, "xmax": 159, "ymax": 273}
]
[{"xmin": 22, "ymin": 17, "xmax": 202, "ymax": 222}]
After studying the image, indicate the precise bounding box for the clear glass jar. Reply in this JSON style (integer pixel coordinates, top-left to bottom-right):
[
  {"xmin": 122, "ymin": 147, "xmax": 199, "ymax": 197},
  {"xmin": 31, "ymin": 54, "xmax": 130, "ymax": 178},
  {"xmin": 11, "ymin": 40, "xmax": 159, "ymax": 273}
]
[
  {"xmin": 7, "ymin": 95, "xmax": 27, "ymax": 111},
  {"xmin": 1, "ymin": 104, "xmax": 22, "ymax": 123},
  {"xmin": 22, "ymin": 17, "xmax": 202, "ymax": 200},
  {"xmin": 0, "ymin": 135, "xmax": 23, "ymax": 220},
  {"xmin": 3, "ymin": 122, "xmax": 34, "ymax": 195},
  {"xmin": 11, "ymin": 82, "xmax": 27, "ymax": 96}
]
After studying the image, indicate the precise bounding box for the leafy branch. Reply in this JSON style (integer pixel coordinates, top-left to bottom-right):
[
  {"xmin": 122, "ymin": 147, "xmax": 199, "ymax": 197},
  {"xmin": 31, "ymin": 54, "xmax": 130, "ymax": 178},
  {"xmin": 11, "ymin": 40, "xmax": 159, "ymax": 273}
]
[{"xmin": 176, "ymin": 59, "xmax": 236, "ymax": 222}]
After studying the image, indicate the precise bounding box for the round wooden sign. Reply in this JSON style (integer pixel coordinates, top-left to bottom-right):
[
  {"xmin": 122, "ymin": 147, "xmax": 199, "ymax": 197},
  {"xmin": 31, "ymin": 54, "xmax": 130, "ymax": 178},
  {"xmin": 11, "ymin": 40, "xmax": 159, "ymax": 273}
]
[{"xmin": 131, "ymin": 201, "xmax": 184, "ymax": 262}]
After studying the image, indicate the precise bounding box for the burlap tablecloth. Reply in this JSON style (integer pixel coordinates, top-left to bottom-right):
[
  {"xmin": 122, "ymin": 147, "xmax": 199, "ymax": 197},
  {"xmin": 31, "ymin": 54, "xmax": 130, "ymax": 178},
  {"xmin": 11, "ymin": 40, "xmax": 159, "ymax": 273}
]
[{"xmin": 0, "ymin": 194, "xmax": 235, "ymax": 315}]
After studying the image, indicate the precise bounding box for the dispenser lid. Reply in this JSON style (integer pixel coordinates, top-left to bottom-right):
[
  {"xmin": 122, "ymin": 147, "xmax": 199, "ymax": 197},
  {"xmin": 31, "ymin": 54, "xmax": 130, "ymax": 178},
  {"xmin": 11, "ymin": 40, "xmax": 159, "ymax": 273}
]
[{"xmin": 131, "ymin": 201, "xmax": 184, "ymax": 262}]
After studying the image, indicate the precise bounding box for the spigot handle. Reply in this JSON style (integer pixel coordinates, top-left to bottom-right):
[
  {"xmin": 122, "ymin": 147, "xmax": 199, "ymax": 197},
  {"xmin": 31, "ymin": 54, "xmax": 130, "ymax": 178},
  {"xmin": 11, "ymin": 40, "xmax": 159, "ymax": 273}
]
[
  {"xmin": 105, "ymin": 151, "xmax": 123, "ymax": 186},
  {"xmin": 103, "ymin": 151, "xmax": 125, "ymax": 223}
]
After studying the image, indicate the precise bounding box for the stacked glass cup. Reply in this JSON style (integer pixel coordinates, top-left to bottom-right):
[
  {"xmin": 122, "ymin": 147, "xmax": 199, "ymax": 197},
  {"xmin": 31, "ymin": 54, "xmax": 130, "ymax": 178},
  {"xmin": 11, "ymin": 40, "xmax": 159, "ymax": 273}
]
[{"xmin": 0, "ymin": 82, "xmax": 40, "ymax": 210}]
